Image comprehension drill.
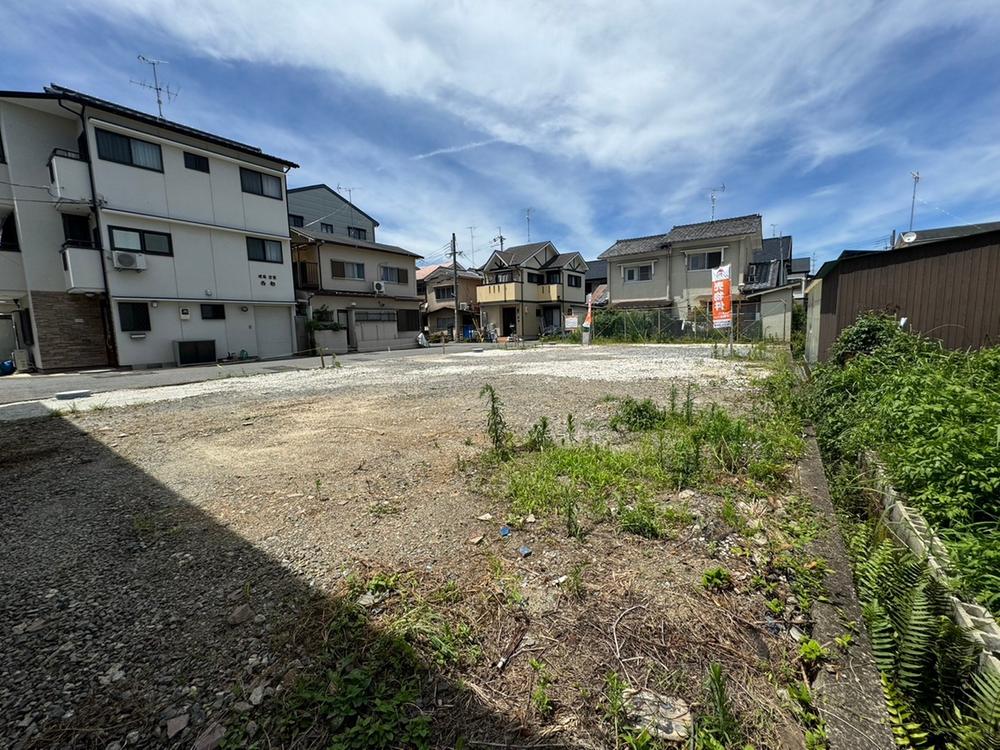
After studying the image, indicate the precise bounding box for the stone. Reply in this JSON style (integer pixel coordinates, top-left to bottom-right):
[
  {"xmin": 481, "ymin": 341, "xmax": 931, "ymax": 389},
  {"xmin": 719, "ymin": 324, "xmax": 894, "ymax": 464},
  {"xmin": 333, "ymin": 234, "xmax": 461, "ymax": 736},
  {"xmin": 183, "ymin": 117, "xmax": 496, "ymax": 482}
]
[
  {"xmin": 227, "ymin": 604, "xmax": 254, "ymax": 626},
  {"xmin": 233, "ymin": 701, "xmax": 252, "ymax": 713},
  {"xmin": 477, "ymin": 513, "xmax": 493, "ymax": 521},
  {"xmin": 249, "ymin": 685, "xmax": 265, "ymax": 706},
  {"xmin": 357, "ymin": 591, "xmax": 388, "ymax": 608},
  {"xmin": 677, "ymin": 489, "xmax": 696, "ymax": 500},
  {"xmin": 526, "ymin": 513, "xmax": 537, "ymax": 523},
  {"xmin": 165, "ymin": 713, "xmax": 189, "ymax": 739},
  {"xmin": 193, "ymin": 721, "xmax": 226, "ymax": 750},
  {"xmin": 125, "ymin": 730, "xmax": 140, "ymax": 745},
  {"xmin": 246, "ymin": 720, "xmax": 259, "ymax": 738},
  {"xmin": 624, "ymin": 689, "xmax": 691, "ymax": 741},
  {"xmin": 467, "ymin": 534, "xmax": 484, "ymax": 545}
]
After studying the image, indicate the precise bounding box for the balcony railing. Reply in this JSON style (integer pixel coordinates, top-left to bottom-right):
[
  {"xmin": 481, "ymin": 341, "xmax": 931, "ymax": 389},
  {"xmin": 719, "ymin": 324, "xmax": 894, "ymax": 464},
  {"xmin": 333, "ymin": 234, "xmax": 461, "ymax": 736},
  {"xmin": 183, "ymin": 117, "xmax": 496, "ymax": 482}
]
[
  {"xmin": 48, "ymin": 150, "xmax": 92, "ymax": 213},
  {"xmin": 293, "ymin": 261, "xmax": 320, "ymax": 289},
  {"xmin": 61, "ymin": 245, "xmax": 104, "ymax": 294},
  {"xmin": 477, "ymin": 282, "xmax": 522, "ymax": 303}
]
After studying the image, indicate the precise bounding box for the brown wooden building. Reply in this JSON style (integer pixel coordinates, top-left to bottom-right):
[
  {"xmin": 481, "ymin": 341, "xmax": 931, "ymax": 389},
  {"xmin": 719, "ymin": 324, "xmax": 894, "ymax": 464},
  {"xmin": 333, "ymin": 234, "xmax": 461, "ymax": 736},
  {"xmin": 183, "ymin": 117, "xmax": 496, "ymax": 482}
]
[{"xmin": 805, "ymin": 222, "xmax": 1000, "ymax": 362}]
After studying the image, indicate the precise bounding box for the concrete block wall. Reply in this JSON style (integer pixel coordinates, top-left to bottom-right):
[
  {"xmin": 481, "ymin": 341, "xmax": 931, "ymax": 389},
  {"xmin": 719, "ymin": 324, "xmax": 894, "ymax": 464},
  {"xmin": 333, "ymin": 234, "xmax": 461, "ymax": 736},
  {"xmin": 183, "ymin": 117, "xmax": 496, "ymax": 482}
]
[{"xmin": 864, "ymin": 453, "xmax": 1000, "ymax": 678}]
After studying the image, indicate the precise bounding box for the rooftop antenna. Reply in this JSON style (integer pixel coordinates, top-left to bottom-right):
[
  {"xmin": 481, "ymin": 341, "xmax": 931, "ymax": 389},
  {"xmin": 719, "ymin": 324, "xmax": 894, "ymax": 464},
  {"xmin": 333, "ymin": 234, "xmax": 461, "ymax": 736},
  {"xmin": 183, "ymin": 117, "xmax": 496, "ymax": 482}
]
[
  {"xmin": 525, "ymin": 208, "xmax": 532, "ymax": 242},
  {"xmin": 467, "ymin": 226, "xmax": 476, "ymax": 267},
  {"xmin": 131, "ymin": 54, "xmax": 178, "ymax": 119},
  {"xmin": 908, "ymin": 171, "xmax": 920, "ymax": 231},
  {"xmin": 770, "ymin": 223, "xmax": 778, "ymax": 238},
  {"xmin": 704, "ymin": 183, "xmax": 726, "ymax": 221},
  {"xmin": 493, "ymin": 226, "xmax": 506, "ymax": 253},
  {"xmin": 336, "ymin": 184, "xmax": 361, "ymax": 230}
]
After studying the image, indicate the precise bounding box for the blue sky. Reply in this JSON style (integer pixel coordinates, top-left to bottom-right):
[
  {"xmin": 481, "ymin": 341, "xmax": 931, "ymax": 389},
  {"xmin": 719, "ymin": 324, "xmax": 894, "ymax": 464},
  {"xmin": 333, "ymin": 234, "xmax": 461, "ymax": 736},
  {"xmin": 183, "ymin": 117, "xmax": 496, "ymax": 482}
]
[{"xmin": 4, "ymin": 1, "xmax": 1000, "ymax": 268}]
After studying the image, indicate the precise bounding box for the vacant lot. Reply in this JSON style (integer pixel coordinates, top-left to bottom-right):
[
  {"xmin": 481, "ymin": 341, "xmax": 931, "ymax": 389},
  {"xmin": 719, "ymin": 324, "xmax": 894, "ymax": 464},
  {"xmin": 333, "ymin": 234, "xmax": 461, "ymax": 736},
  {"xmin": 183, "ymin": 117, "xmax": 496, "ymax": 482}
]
[{"xmin": 2, "ymin": 345, "xmax": 825, "ymax": 748}]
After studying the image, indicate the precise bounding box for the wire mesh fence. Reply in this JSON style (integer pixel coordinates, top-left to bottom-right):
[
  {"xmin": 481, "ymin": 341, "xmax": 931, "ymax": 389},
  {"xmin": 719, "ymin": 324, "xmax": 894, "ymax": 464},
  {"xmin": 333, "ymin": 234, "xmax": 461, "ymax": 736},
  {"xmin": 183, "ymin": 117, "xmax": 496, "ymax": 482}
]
[{"xmin": 590, "ymin": 300, "xmax": 791, "ymax": 343}]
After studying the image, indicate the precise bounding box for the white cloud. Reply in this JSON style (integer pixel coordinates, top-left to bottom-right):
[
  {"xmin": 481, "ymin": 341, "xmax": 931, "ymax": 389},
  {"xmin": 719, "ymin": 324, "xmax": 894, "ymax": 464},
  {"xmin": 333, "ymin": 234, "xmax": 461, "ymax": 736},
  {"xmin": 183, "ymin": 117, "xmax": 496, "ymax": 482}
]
[{"xmin": 412, "ymin": 139, "xmax": 499, "ymax": 160}]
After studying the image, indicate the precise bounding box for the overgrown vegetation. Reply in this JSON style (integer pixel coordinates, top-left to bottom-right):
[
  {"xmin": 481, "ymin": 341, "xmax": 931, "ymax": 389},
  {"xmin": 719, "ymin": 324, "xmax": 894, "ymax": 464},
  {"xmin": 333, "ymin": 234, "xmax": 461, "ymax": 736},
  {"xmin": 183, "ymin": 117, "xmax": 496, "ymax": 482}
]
[{"xmin": 807, "ymin": 314, "xmax": 1000, "ymax": 608}]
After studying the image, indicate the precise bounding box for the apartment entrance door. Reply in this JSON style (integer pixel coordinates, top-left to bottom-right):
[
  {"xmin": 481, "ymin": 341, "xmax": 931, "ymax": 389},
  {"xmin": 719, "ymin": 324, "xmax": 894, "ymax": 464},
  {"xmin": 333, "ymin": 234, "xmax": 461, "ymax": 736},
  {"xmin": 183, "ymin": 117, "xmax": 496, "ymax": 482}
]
[{"xmin": 502, "ymin": 306, "xmax": 517, "ymax": 336}]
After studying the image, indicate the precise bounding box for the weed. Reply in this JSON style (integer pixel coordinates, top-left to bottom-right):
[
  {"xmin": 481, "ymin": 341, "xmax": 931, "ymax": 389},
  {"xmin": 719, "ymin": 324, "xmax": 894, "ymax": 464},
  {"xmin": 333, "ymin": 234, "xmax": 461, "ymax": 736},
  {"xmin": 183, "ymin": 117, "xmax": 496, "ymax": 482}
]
[
  {"xmin": 369, "ymin": 499, "xmax": 401, "ymax": 517},
  {"xmin": 603, "ymin": 671, "xmax": 628, "ymax": 740},
  {"xmin": 529, "ymin": 658, "xmax": 553, "ymax": 716},
  {"xmin": 619, "ymin": 498, "xmax": 666, "ymax": 539},
  {"xmin": 479, "ymin": 384, "xmax": 512, "ymax": 459},
  {"xmin": 696, "ymin": 663, "xmax": 740, "ymax": 747},
  {"xmin": 566, "ymin": 413, "xmax": 576, "ymax": 443},
  {"xmin": 702, "ymin": 566, "xmax": 733, "ymax": 591},
  {"xmin": 525, "ymin": 416, "xmax": 553, "ymax": 452},
  {"xmin": 766, "ymin": 598, "xmax": 785, "ymax": 616},
  {"xmin": 565, "ymin": 563, "xmax": 587, "ymax": 599},
  {"xmin": 833, "ymin": 633, "xmax": 854, "ymax": 651},
  {"xmin": 719, "ymin": 495, "xmax": 745, "ymax": 531},
  {"xmin": 564, "ymin": 495, "xmax": 583, "ymax": 539},
  {"xmin": 610, "ymin": 397, "xmax": 666, "ymax": 432},
  {"xmin": 797, "ymin": 639, "xmax": 829, "ymax": 666}
]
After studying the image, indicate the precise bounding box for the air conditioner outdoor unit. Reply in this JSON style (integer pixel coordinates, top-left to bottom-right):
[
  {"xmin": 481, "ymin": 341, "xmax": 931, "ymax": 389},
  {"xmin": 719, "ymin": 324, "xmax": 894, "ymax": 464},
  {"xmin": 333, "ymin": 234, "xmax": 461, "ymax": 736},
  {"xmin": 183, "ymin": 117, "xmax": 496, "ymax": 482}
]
[
  {"xmin": 459, "ymin": 302, "xmax": 470, "ymax": 311},
  {"xmin": 112, "ymin": 251, "xmax": 147, "ymax": 271},
  {"xmin": 372, "ymin": 280, "xmax": 386, "ymax": 294}
]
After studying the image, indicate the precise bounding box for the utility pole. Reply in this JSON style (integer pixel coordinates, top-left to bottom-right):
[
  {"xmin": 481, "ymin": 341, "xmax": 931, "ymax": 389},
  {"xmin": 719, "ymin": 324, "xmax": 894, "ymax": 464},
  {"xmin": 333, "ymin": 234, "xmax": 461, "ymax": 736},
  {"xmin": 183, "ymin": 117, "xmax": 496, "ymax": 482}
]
[
  {"xmin": 909, "ymin": 171, "xmax": 920, "ymax": 231},
  {"xmin": 451, "ymin": 233, "xmax": 460, "ymax": 343}
]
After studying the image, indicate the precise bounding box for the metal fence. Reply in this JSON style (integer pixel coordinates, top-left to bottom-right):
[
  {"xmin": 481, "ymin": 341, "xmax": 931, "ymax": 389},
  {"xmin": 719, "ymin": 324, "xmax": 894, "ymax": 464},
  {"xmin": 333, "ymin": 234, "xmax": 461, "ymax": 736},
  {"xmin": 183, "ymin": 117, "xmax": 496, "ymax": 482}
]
[{"xmin": 590, "ymin": 300, "xmax": 791, "ymax": 343}]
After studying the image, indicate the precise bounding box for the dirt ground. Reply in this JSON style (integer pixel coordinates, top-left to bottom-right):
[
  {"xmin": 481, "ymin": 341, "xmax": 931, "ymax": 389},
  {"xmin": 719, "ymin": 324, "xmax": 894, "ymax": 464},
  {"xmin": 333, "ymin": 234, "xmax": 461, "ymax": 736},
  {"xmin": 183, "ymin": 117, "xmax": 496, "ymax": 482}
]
[{"xmin": 2, "ymin": 345, "xmax": 815, "ymax": 748}]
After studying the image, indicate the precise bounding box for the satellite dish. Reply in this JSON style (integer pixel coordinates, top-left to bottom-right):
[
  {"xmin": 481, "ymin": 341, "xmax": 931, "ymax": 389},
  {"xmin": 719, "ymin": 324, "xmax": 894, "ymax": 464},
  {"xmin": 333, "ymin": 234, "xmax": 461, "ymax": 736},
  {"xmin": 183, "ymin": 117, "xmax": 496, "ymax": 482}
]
[{"xmin": 901, "ymin": 231, "xmax": 917, "ymax": 243}]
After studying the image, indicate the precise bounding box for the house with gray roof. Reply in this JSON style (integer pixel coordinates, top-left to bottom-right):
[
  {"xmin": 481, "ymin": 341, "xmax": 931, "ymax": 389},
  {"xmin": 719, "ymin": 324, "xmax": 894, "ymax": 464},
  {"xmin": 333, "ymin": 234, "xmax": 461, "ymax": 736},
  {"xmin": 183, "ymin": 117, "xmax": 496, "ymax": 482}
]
[{"xmin": 476, "ymin": 241, "xmax": 588, "ymax": 338}]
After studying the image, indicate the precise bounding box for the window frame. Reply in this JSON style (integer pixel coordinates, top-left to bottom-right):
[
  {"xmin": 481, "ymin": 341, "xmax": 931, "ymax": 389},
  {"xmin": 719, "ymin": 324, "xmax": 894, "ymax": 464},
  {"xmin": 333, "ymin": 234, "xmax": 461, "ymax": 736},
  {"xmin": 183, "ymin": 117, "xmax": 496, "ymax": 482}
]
[
  {"xmin": 183, "ymin": 151, "xmax": 210, "ymax": 173},
  {"xmin": 0, "ymin": 213, "xmax": 20, "ymax": 252},
  {"xmin": 686, "ymin": 249, "xmax": 724, "ymax": 272},
  {"xmin": 288, "ymin": 214, "xmax": 304, "ymax": 228},
  {"xmin": 526, "ymin": 272, "xmax": 543, "ymax": 284},
  {"xmin": 347, "ymin": 226, "xmax": 367, "ymax": 240},
  {"xmin": 239, "ymin": 167, "xmax": 283, "ymax": 200},
  {"xmin": 108, "ymin": 225, "xmax": 173, "ymax": 256},
  {"xmin": 623, "ymin": 263, "xmax": 654, "ymax": 283},
  {"xmin": 433, "ymin": 286, "xmax": 456, "ymax": 301},
  {"xmin": 567, "ymin": 273, "xmax": 582, "ymax": 288},
  {"xmin": 200, "ymin": 304, "xmax": 226, "ymax": 320},
  {"xmin": 320, "ymin": 222, "xmax": 335, "ymax": 234},
  {"xmin": 118, "ymin": 301, "xmax": 151, "ymax": 332},
  {"xmin": 95, "ymin": 128, "xmax": 163, "ymax": 173},
  {"xmin": 246, "ymin": 236, "xmax": 284, "ymax": 264},
  {"xmin": 380, "ymin": 265, "xmax": 409, "ymax": 285},
  {"xmin": 330, "ymin": 260, "xmax": 365, "ymax": 280},
  {"xmin": 397, "ymin": 308, "xmax": 420, "ymax": 332}
]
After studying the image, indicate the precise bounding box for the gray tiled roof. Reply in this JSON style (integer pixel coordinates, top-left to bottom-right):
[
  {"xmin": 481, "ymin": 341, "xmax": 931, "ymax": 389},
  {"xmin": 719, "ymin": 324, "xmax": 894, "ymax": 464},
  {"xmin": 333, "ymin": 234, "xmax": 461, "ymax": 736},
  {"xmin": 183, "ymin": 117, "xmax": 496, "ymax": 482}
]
[
  {"xmin": 291, "ymin": 227, "xmax": 422, "ymax": 258},
  {"xmin": 599, "ymin": 214, "xmax": 762, "ymax": 259},
  {"xmin": 585, "ymin": 259, "xmax": 607, "ymax": 280},
  {"xmin": 756, "ymin": 235, "xmax": 792, "ymax": 264},
  {"xmin": 892, "ymin": 220, "xmax": 1000, "ymax": 248},
  {"xmin": 495, "ymin": 242, "xmax": 551, "ymax": 265}
]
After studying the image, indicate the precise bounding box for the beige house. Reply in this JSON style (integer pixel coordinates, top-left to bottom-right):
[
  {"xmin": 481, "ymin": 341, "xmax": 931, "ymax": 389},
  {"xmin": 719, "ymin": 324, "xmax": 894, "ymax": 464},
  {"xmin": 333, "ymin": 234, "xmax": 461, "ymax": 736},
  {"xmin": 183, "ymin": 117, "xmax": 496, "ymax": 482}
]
[
  {"xmin": 417, "ymin": 262, "xmax": 481, "ymax": 339},
  {"xmin": 600, "ymin": 215, "xmax": 763, "ymax": 313},
  {"xmin": 291, "ymin": 228, "xmax": 422, "ymax": 352},
  {"xmin": 476, "ymin": 241, "xmax": 588, "ymax": 338}
]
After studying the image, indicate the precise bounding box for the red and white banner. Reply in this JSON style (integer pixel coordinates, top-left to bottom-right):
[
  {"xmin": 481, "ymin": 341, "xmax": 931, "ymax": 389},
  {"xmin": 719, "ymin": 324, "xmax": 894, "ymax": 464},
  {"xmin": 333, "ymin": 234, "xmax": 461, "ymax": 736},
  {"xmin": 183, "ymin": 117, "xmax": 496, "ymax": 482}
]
[{"xmin": 711, "ymin": 264, "xmax": 732, "ymax": 329}]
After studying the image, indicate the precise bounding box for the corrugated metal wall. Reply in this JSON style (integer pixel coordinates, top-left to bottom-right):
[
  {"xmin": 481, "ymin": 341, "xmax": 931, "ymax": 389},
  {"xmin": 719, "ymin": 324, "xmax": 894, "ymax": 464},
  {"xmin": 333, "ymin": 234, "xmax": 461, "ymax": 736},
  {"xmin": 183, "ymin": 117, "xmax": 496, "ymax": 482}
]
[{"xmin": 817, "ymin": 232, "xmax": 1000, "ymax": 360}]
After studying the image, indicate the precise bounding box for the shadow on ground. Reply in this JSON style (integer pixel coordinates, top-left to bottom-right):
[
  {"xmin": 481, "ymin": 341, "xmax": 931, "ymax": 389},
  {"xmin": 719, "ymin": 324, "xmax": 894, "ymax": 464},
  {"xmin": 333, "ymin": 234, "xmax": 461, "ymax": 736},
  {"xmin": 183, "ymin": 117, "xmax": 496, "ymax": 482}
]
[{"xmin": 0, "ymin": 415, "xmax": 559, "ymax": 749}]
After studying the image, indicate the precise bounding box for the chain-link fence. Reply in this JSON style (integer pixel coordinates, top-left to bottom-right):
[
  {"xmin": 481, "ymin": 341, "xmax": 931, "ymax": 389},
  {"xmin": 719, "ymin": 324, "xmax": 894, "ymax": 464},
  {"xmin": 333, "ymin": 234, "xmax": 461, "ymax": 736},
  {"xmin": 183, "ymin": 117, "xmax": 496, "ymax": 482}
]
[{"xmin": 590, "ymin": 300, "xmax": 792, "ymax": 343}]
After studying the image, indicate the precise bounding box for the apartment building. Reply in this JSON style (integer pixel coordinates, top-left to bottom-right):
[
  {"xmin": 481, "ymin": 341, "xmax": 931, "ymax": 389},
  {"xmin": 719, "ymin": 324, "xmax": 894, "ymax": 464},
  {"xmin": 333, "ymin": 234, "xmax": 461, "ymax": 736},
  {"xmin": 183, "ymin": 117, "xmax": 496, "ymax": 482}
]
[
  {"xmin": 288, "ymin": 185, "xmax": 422, "ymax": 352},
  {"xmin": 476, "ymin": 241, "xmax": 588, "ymax": 338},
  {"xmin": 416, "ymin": 261, "xmax": 481, "ymax": 339},
  {"xmin": 0, "ymin": 85, "xmax": 298, "ymax": 371}
]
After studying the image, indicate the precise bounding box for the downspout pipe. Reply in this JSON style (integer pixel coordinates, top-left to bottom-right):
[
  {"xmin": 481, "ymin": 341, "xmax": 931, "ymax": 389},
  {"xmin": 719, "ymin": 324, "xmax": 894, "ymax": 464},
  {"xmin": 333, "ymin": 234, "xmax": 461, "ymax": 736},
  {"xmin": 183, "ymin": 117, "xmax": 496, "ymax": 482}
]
[{"xmin": 57, "ymin": 98, "xmax": 118, "ymax": 367}]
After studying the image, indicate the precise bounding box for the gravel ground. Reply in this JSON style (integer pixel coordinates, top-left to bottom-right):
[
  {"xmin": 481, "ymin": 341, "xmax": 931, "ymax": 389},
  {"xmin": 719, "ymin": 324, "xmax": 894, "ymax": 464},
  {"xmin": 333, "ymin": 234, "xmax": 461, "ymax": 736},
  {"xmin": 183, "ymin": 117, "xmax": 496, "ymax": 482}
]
[{"xmin": 1, "ymin": 344, "xmax": 774, "ymax": 748}]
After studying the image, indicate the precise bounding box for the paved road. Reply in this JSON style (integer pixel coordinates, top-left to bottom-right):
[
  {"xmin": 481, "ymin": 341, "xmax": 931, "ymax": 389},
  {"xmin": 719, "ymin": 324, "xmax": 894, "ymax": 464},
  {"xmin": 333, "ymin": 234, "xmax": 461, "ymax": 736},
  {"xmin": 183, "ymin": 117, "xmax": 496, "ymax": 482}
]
[{"xmin": 0, "ymin": 343, "xmax": 493, "ymax": 405}]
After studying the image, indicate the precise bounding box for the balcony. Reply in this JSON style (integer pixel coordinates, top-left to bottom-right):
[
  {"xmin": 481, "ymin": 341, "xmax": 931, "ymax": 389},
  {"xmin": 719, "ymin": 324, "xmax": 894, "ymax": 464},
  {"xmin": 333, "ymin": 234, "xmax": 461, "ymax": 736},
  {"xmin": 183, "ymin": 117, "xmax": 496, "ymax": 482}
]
[
  {"xmin": 536, "ymin": 284, "xmax": 561, "ymax": 302},
  {"xmin": 293, "ymin": 261, "xmax": 320, "ymax": 290},
  {"xmin": 477, "ymin": 282, "xmax": 523, "ymax": 304},
  {"xmin": 61, "ymin": 242, "xmax": 104, "ymax": 293},
  {"xmin": 48, "ymin": 150, "xmax": 92, "ymax": 214}
]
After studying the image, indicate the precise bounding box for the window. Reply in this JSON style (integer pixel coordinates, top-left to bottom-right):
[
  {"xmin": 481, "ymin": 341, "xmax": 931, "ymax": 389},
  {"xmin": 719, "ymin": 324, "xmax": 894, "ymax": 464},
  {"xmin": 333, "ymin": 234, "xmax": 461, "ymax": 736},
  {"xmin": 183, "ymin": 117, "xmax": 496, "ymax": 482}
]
[
  {"xmin": 624, "ymin": 264, "xmax": 653, "ymax": 282},
  {"xmin": 526, "ymin": 272, "xmax": 543, "ymax": 284},
  {"xmin": 0, "ymin": 135, "xmax": 5, "ymax": 163},
  {"xmin": 0, "ymin": 213, "xmax": 19, "ymax": 252},
  {"xmin": 246, "ymin": 237, "xmax": 283, "ymax": 263},
  {"xmin": 320, "ymin": 222, "xmax": 335, "ymax": 234},
  {"xmin": 356, "ymin": 310, "xmax": 396, "ymax": 322},
  {"xmin": 240, "ymin": 167, "xmax": 282, "ymax": 199},
  {"xmin": 183, "ymin": 152, "xmax": 210, "ymax": 173},
  {"xmin": 348, "ymin": 226, "xmax": 367, "ymax": 240},
  {"xmin": 567, "ymin": 273, "xmax": 582, "ymax": 288},
  {"xmin": 95, "ymin": 128, "xmax": 163, "ymax": 172},
  {"xmin": 331, "ymin": 260, "xmax": 365, "ymax": 279},
  {"xmin": 118, "ymin": 302, "xmax": 151, "ymax": 332},
  {"xmin": 545, "ymin": 270, "xmax": 560, "ymax": 284},
  {"xmin": 494, "ymin": 271, "xmax": 513, "ymax": 283},
  {"xmin": 380, "ymin": 266, "xmax": 409, "ymax": 284},
  {"xmin": 417, "ymin": 281, "xmax": 427, "ymax": 296},
  {"xmin": 434, "ymin": 286, "xmax": 456, "ymax": 300},
  {"xmin": 201, "ymin": 304, "xmax": 225, "ymax": 320},
  {"xmin": 288, "ymin": 214, "xmax": 304, "ymax": 228},
  {"xmin": 109, "ymin": 226, "xmax": 173, "ymax": 255},
  {"xmin": 62, "ymin": 214, "xmax": 91, "ymax": 246},
  {"xmin": 687, "ymin": 250, "xmax": 723, "ymax": 271},
  {"xmin": 397, "ymin": 309, "xmax": 420, "ymax": 331}
]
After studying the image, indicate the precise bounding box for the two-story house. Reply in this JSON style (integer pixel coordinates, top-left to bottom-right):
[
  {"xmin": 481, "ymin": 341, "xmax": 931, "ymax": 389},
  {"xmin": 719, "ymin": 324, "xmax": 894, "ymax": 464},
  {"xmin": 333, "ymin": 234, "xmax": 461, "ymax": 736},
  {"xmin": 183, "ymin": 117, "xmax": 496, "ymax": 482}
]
[
  {"xmin": 599, "ymin": 214, "xmax": 763, "ymax": 314},
  {"xmin": 288, "ymin": 185, "xmax": 422, "ymax": 352},
  {"xmin": 0, "ymin": 84, "xmax": 298, "ymax": 371},
  {"xmin": 476, "ymin": 241, "xmax": 588, "ymax": 338},
  {"xmin": 416, "ymin": 261, "xmax": 482, "ymax": 339}
]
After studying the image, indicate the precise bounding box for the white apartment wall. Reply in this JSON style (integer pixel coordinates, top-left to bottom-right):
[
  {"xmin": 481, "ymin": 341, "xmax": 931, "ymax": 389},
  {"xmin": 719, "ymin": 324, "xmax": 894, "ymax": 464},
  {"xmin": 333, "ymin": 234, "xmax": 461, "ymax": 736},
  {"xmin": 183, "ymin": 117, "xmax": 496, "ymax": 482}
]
[{"xmin": 111, "ymin": 300, "xmax": 294, "ymax": 366}]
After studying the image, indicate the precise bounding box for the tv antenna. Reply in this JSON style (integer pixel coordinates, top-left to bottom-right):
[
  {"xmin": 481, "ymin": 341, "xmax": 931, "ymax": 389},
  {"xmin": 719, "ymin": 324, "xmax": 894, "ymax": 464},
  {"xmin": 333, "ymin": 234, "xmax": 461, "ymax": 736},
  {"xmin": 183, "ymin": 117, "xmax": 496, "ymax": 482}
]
[
  {"xmin": 770, "ymin": 223, "xmax": 778, "ymax": 238},
  {"xmin": 703, "ymin": 184, "xmax": 726, "ymax": 221},
  {"xmin": 131, "ymin": 54, "xmax": 178, "ymax": 119},
  {"xmin": 908, "ymin": 171, "xmax": 920, "ymax": 231},
  {"xmin": 525, "ymin": 208, "xmax": 533, "ymax": 242},
  {"xmin": 336, "ymin": 184, "xmax": 361, "ymax": 228},
  {"xmin": 467, "ymin": 226, "xmax": 476, "ymax": 266},
  {"xmin": 492, "ymin": 226, "xmax": 506, "ymax": 253}
]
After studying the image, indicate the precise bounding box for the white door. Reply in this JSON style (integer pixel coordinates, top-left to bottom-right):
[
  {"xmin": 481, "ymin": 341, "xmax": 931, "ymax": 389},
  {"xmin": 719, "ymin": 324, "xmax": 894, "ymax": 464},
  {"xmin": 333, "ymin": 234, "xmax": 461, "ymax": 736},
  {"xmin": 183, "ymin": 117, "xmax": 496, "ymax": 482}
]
[{"xmin": 254, "ymin": 306, "xmax": 292, "ymax": 359}]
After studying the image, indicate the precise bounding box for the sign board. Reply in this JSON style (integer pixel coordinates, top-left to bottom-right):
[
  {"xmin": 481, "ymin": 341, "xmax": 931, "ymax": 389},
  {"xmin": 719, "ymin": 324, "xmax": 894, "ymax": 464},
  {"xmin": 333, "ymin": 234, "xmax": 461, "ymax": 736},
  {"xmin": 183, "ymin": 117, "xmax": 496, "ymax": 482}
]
[
  {"xmin": 565, "ymin": 315, "xmax": 579, "ymax": 330},
  {"xmin": 711, "ymin": 264, "xmax": 732, "ymax": 329}
]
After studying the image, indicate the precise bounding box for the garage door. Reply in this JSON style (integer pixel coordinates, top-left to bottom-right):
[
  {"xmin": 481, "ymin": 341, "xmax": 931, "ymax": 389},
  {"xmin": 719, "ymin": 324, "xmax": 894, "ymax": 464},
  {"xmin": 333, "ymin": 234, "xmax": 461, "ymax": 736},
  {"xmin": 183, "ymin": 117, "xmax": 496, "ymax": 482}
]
[{"xmin": 254, "ymin": 306, "xmax": 293, "ymax": 359}]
